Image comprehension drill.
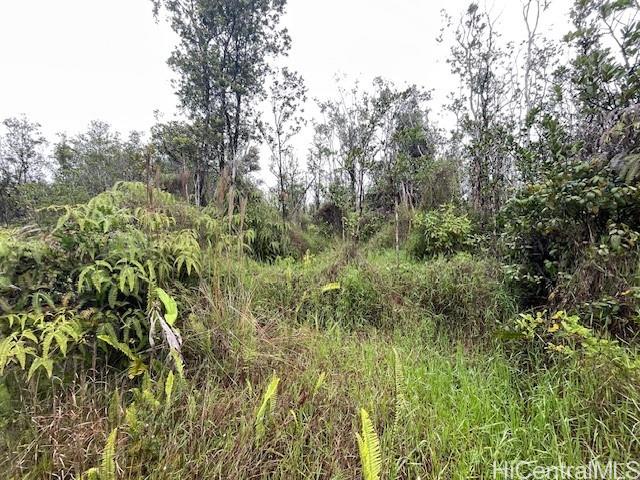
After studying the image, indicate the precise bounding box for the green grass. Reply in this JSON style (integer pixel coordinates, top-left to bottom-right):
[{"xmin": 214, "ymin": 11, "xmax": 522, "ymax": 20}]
[{"xmin": 2, "ymin": 248, "xmax": 639, "ymax": 478}]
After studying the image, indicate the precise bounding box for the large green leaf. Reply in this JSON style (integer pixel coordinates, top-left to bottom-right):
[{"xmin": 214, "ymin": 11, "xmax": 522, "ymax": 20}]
[{"xmin": 156, "ymin": 288, "xmax": 178, "ymax": 325}]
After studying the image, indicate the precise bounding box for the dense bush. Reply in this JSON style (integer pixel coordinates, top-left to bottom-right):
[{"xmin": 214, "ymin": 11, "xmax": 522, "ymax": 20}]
[
  {"xmin": 335, "ymin": 265, "xmax": 383, "ymax": 327},
  {"xmin": 407, "ymin": 204, "xmax": 474, "ymax": 258},
  {"xmin": 239, "ymin": 192, "xmax": 293, "ymax": 262},
  {"xmin": 501, "ymin": 158, "xmax": 640, "ymax": 337},
  {"xmin": 0, "ymin": 182, "xmax": 217, "ymax": 383},
  {"xmin": 315, "ymin": 202, "xmax": 343, "ymax": 234},
  {"xmin": 501, "ymin": 309, "xmax": 640, "ymax": 390}
]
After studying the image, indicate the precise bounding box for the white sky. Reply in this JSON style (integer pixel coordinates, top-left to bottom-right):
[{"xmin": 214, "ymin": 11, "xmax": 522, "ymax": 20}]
[{"xmin": 0, "ymin": 0, "xmax": 572, "ymax": 185}]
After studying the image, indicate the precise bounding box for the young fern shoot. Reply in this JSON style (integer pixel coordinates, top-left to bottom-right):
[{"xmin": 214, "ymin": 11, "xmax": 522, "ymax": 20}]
[
  {"xmin": 356, "ymin": 408, "xmax": 382, "ymax": 480},
  {"xmin": 254, "ymin": 373, "xmax": 280, "ymax": 444}
]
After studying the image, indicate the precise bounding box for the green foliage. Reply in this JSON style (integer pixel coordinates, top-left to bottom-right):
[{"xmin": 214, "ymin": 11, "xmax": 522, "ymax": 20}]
[
  {"xmin": 250, "ymin": 247, "xmax": 514, "ymax": 333},
  {"xmin": 0, "ymin": 308, "xmax": 84, "ymax": 380},
  {"xmin": 0, "ymin": 182, "xmax": 214, "ymax": 382},
  {"xmin": 81, "ymin": 428, "xmax": 118, "ymax": 480},
  {"xmin": 255, "ymin": 373, "xmax": 280, "ymax": 443},
  {"xmin": 392, "ymin": 348, "xmax": 408, "ymax": 436},
  {"xmin": 502, "ymin": 310, "xmax": 640, "ymax": 387},
  {"xmin": 502, "ymin": 158, "xmax": 640, "ymax": 310},
  {"xmin": 54, "ymin": 122, "xmax": 145, "ymax": 198},
  {"xmin": 152, "ymin": 0, "xmax": 290, "ymax": 205},
  {"xmin": 2, "ymin": 245, "xmax": 639, "ymax": 478},
  {"xmin": 240, "ymin": 194, "xmax": 292, "ymax": 262},
  {"xmin": 406, "ymin": 253, "xmax": 516, "ymax": 333},
  {"xmin": 408, "ymin": 205, "xmax": 474, "ymax": 259},
  {"xmin": 0, "ymin": 226, "xmax": 57, "ymax": 312},
  {"xmin": 356, "ymin": 408, "xmax": 382, "ymax": 480},
  {"xmin": 335, "ymin": 266, "xmax": 382, "ymax": 327}
]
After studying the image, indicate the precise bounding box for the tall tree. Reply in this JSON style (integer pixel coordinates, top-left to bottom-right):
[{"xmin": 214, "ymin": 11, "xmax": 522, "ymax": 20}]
[
  {"xmin": 317, "ymin": 78, "xmax": 391, "ymax": 216},
  {"xmin": 151, "ymin": 119, "xmax": 200, "ymax": 200},
  {"xmin": 444, "ymin": 3, "xmax": 517, "ymax": 218},
  {"xmin": 565, "ymin": 0, "xmax": 640, "ymax": 155},
  {"xmin": 260, "ymin": 67, "xmax": 307, "ymax": 221},
  {"xmin": 514, "ymin": 0, "xmax": 559, "ymax": 182},
  {"xmin": 371, "ymin": 82, "xmax": 447, "ymax": 212},
  {"xmin": 152, "ymin": 0, "xmax": 291, "ymax": 206}
]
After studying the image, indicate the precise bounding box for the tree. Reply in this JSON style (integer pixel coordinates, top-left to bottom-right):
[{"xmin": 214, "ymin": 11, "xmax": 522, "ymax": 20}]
[
  {"xmin": 317, "ymin": 78, "xmax": 391, "ymax": 216},
  {"xmin": 55, "ymin": 121, "xmax": 145, "ymax": 197},
  {"xmin": 152, "ymin": 0, "xmax": 291, "ymax": 206},
  {"xmin": 0, "ymin": 116, "xmax": 47, "ymax": 186},
  {"xmin": 565, "ymin": 0, "xmax": 640, "ymax": 156},
  {"xmin": 151, "ymin": 119, "xmax": 200, "ymax": 200},
  {"xmin": 513, "ymin": 0, "xmax": 560, "ymax": 182},
  {"xmin": 260, "ymin": 67, "xmax": 307, "ymax": 221},
  {"xmin": 444, "ymin": 3, "xmax": 517, "ymax": 219},
  {"xmin": 370, "ymin": 82, "xmax": 450, "ymax": 212},
  {"xmin": 0, "ymin": 116, "xmax": 47, "ymax": 223}
]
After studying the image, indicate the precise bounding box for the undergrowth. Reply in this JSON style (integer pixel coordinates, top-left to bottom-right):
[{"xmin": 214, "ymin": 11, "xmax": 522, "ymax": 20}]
[{"xmin": 1, "ymin": 185, "xmax": 639, "ymax": 479}]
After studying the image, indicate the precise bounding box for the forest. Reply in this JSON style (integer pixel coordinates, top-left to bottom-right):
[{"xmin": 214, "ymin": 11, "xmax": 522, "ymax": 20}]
[{"xmin": 1, "ymin": 0, "xmax": 640, "ymax": 478}]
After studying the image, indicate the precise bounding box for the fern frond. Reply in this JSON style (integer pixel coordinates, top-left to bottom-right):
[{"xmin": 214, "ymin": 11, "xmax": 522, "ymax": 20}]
[
  {"xmin": 80, "ymin": 427, "xmax": 118, "ymax": 480},
  {"xmin": 393, "ymin": 348, "xmax": 408, "ymax": 435},
  {"xmin": 255, "ymin": 373, "xmax": 280, "ymax": 443},
  {"xmin": 356, "ymin": 408, "xmax": 382, "ymax": 480},
  {"xmin": 165, "ymin": 370, "xmax": 175, "ymax": 405},
  {"xmin": 100, "ymin": 428, "xmax": 118, "ymax": 479}
]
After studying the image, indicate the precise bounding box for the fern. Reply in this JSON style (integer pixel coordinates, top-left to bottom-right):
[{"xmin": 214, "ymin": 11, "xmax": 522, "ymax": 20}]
[
  {"xmin": 255, "ymin": 373, "xmax": 280, "ymax": 443},
  {"xmin": 356, "ymin": 408, "xmax": 382, "ymax": 480},
  {"xmin": 164, "ymin": 370, "xmax": 175, "ymax": 406},
  {"xmin": 81, "ymin": 427, "xmax": 118, "ymax": 480},
  {"xmin": 393, "ymin": 348, "xmax": 408, "ymax": 435},
  {"xmin": 313, "ymin": 371, "xmax": 326, "ymax": 396}
]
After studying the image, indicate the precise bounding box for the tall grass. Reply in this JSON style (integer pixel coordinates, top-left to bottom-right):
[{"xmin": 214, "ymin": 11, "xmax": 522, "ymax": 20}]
[{"xmin": 1, "ymin": 247, "xmax": 639, "ymax": 478}]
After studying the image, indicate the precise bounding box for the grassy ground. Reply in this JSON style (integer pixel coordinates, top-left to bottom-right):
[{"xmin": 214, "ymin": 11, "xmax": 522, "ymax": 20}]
[{"xmin": 2, "ymin": 248, "xmax": 639, "ymax": 478}]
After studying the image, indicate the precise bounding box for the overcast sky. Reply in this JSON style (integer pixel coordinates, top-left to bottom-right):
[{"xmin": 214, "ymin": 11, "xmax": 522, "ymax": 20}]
[{"xmin": 0, "ymin": 0, "xmax": 571, "ymax": 184}]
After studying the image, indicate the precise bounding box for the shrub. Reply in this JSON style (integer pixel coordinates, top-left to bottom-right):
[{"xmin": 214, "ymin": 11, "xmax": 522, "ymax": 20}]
[
  {"xmin": 288, "ymin": 224, "xmax": 327, "ymax": 258},
  {"xmin": 501, "ymin": 310, "xmax": 640, "ymax": 390},
  {"xmin": 501, "ymin": 158, "xmax": 640, "ymax": 306},
  {"xmin": 240, "ymin": 194, "xmax": 292, "ymax": 262},
  {"xmin": 407, "ymin": 205, "xmax": 473, "ymax": 259},
  {"xmin": 405, "ymin": 253, "xmax": 516, "ymax": 334},
  {"xmin": 335, "ymin": 266, "xmax": 383, "ymax": 327},
  {"xmin": 0, "ymin": 182, "xmax": 216, "ymax": 384},
  {"xmin": 315, "ymin": 202, "xmax": 343, "ymax": 234},
  {"xmin": 368, "ymin": 222, "xmax": 396, "ymax": 250}
]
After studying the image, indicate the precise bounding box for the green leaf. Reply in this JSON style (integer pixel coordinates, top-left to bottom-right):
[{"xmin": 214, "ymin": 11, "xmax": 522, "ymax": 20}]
[
  {"xmin": 99, "ymin": 428, "xmax": 118, "ymax": 479},
  {"xmin": 78, "ymin": 266, "xmax": 93, "ymax": 293},
  {"xmin": 127, "ymin": 358, "xmax": 148, "ymax": 379},
  {"xmin": 21, "ymin": 329, "xmax": 38, "ymax": 343},
  {"xmin": 98, "ymin": 334, "xmax": 137, "ymax": 361},
  {"xmin": 0, "ymin": 337, "xmax": 15, "ymax": 375},
  {"xmin": 255, "ymin": 373, "xmax": 280, "ymax": 443},
  {"xmin": 321, "ymin": 282, "xmax": 341, "ymax": 293},
  {"xmin": 127, "ymin": 268, "xmax": 136, "ymax": 293},
  {"xmin": 42, "ymin": 332, "xmax": 54, "ymax": 358},
  {"xmin": 14, "ymin": 343, "xmax": 27, "ymax": 369},
  {"xmin": 165, "ymin": 371, "xmax": 175, "ymax": 405},
  {"xmin": 53, "ymin": 330, "xmax": 69, "ymax": 357},
  {"xmin": 108, "ymin": 285, "xmax": 118, "ymax": 309},
  {"xmin": 156, "ymin": 288, "xmax": 178, "ymax": 326},
  {"xmin": 28, "ymin": 356, "xmax": 54, "ymax": 380},
  {"xmin": 356, "ymin": 408, "xmax": 382, "ymax": 480}
]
